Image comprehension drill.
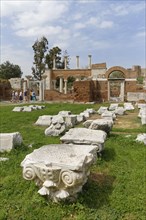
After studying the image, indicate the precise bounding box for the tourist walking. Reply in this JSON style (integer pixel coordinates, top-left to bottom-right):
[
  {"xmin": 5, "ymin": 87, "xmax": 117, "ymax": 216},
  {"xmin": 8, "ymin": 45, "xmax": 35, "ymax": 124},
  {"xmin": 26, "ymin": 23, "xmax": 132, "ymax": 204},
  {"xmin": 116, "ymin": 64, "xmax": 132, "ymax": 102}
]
[
  {"xmin": 19, "ymin": 91, "xmax": 23, "ymax": 102},
  {"xmin": 24, "ymin": 90, "xmax": 28, "ymax": 102},
  {"xmin": 15, "ymin": 91, "xmax": 19, "ymax": 102},
  {"xmin": 11, "ymin": 90, "xmax": 15, "ymax": 102},
  {"xmin": 32, "ymin": 91, "xmax": 36, "ymax": 101}
]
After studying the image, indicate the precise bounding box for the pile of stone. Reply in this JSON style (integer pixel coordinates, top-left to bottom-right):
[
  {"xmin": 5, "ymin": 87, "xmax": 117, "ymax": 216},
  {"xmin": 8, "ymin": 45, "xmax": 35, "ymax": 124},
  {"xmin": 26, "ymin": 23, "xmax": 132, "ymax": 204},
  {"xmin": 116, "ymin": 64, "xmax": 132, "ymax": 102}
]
[
  {"xmin": 124, "ymin": 102, "xmax": 134, "ymax": 111},
  {"xmin": 83, "ymin": 118, "xmax": 113, "ymax": 134},
  {"xmin": 12, "ymin": 105, "xmax": 45, "ymax": 112},
  {"xmin": 79, "ymin": 108, "xmax": 96, "ymax": 120},
  {"xmin": 21, "ymin": 143, "xmax": 97, "ymax": 202},
  {"xmin": 35, "ymin": 108, "xmax": 96, "ymax": 136},
  {"xmin": 114, "ymin": 107, "xmax": 125, "ymax": 115},
  {"xmin": 109, "ymin": 103, "xmax": 118, "ymax": 111},
  {"xmin": 0, "ymin": 132, "xmax": 23, "ymax": 152},
  {"xmin": 101, "ymin": 110, "xmax": 116, "ymax": 121},
  {"xmin": 60, "ymin": 128, "xmax": 107, "ymax": 153},
  {"xmin": 97, "ymin": 106, "xmax": 108, "ymax": 115}
]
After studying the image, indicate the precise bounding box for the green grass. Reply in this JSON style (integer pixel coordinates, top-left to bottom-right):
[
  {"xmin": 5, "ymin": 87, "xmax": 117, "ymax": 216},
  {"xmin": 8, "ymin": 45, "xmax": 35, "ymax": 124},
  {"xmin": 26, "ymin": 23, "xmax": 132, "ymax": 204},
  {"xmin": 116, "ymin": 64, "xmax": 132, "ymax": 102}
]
[{"xmin": 0, "ymin": 102, "xmax": 146, "ymax": 220}]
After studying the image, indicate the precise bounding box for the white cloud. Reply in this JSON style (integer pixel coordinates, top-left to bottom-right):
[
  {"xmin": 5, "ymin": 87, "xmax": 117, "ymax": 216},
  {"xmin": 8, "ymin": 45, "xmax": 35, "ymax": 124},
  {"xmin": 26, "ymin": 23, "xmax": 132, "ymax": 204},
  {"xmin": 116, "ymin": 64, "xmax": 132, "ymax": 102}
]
[
  {"xmin": 73, "ymin": 13, "xmax": 83, "ymax": 21},
  {"xmin": 2, "ymin": 0, "xmax": 69, "ymax": 38},
  {"xmin": 88, "ymin": 17, "xmax": 98, "ymax": 25},
  {"xmin": 74, "ymin": 22, "xmax": 86, "ymax": 29},
  {"xmin": 136, "ymin": 31, "xmax": 146, "ymax": 38},
  {"xmin": 1, "ymin": 0, "xmax": 34, "ymax": 17},
  {"xmin": 98, "ymin": 20, "xmax": 114, "ymax": 29},
  {"xmin": 110, "ymin": 1, "xmax": 145, "ymax": 16},
  {"xmin": 1, "ymin": 44, "xmax": 33, "ymax": 76}
]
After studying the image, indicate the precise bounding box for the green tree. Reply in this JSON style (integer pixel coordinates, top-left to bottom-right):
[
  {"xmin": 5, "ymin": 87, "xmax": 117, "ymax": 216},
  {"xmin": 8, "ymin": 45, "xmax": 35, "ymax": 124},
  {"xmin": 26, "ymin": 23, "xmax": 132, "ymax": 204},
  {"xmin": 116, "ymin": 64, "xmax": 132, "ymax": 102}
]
[
  {"xmin": 32, "ymin": 36, "xmax": 49, "ymax": 80},
  {"xmin": 0, "ymin": 61, "xmax": 23, "ymax": 79},
  {"xmin": 45, "ymin": 47, "xmax": 70, "ymax": 69}
]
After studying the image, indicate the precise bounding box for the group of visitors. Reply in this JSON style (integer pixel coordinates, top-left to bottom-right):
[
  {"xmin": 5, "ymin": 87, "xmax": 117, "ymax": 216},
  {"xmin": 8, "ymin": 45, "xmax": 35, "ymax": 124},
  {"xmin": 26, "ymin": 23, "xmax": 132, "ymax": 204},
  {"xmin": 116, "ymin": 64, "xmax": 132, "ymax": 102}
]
[{"xmin": 11, "ymin": 90, "xmax": 36, "ymax": 103}]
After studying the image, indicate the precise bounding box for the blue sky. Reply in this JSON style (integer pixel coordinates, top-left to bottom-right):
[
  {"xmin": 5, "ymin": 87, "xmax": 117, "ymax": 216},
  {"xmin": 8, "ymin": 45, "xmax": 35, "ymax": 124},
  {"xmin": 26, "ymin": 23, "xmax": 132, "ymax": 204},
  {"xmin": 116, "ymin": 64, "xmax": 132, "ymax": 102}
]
[{"xmin": 1, "ymin": 0, "xmax": 146, "ymax": 77}]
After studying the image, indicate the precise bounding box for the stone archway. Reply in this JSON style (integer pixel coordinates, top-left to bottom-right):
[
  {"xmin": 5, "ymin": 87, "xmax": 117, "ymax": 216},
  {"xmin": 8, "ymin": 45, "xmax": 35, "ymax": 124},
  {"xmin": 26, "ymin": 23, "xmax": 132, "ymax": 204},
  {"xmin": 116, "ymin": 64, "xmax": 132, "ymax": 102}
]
[{"xmin": 106, "ymin": 67, "xmax": 127, "ymax": 102}]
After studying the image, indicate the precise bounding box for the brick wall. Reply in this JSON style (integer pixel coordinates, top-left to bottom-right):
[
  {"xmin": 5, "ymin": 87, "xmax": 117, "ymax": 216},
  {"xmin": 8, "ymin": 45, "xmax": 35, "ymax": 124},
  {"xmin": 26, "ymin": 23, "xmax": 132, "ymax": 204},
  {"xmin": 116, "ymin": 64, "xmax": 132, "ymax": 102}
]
[
  {"xmin": 73, "ymin": 81, "xmax": 93, "ymax": 102},
  {"xmin": 0, "ymin": 81, "xmax": 12, "ymax": 100},
  {"xmin": 44, "ymin": 90, "xmax": 74, "ymax": 102}
]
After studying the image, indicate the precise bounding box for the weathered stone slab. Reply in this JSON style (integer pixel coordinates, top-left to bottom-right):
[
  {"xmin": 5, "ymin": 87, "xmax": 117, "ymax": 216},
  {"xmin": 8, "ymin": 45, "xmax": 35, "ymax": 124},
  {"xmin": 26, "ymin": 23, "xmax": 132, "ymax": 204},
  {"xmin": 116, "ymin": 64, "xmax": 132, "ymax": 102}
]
[
  {"xmin": 76, "ymin": 114, "xmax": 85, "ymax": 123},
  {"xmin": 101, "ymin": 111, "xmax": 116, "ymax": 120},
  {"xmin": 83, "ymin": 120, "xmax": 93, "ymax": 128},
  {"xmin": 84, "ymin": 108, "xmax": 96, "ymax": 114},
  {"xmin": 115, "ymin": 107, "xmax": 125, "ymax": 115},
  {"xmin": 136, "ymin": 133, "xmax": 146, "ymax": 145},
  {"xmin": 58, "ymin": 111, "xmax": 71, "ymax": 116},
  {"xmin": 137, "ymin": 104, "xmax": 146, "ymax": 109},
  {"xmin": 88, "ymin": 119, "xmax": 113, "ymax": 134},
  {"xmin": 109, "ymin": 103, "xmax": 118, "ymax": 111},
  {"xmin": 80, "ymin": 112, "xmax": 90, "ymax": 119},
  {"xmin": 124, "ymin": 103, "xmax": 134, "ymax": 110},
  {"xmin": 60, "ymin": 128, "xmax": 107, "ymax": 152},
  {"xmin": 52, "ymin": 115, "xmax": 64, "ymax": 125},
  {"xmin": 141, "ymin": 115, "xmax": 146, "ymax": 125},
  {"xmin": 22, "ymin": 106, "xmax": 33, "ymax": 112},
  {"xmin": 97, "ymin": 106, "xmax": 108, "ymax": 115},
  {"xmin": 64, "ymin": 115, "xmax": 77, "ymax": 128},
  {"xmin": 12, "ymin": 107, "xmax": 24, "ymax": 112},
  {"xmin": 21, "ymin": 144, "xmax": 97, "ymax": 202},
  {"xmin": 29, "ymin": 105, "xmax": 39, "ymax": 110},
  {"xmin": 138, "ymin": 109, "xmax": 146, "ymax": 118},
  {"xmin": 0, "ymin": 132, "xmax": 23, "ymax": 152},
  {"xmin": 35, "ymin": 115, "xmax": 53, "ymax": 126}
]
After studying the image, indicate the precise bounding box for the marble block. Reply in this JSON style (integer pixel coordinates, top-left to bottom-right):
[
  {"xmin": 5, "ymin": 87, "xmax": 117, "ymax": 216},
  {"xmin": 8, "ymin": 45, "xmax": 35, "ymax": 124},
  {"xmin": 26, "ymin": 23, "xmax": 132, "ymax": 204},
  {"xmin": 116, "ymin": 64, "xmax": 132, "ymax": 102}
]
[
  {"xmin": 64, "ymin": 115, "xmax": 77, "ymax": 128},
  {"xmin": 12, "ymin": 107, "xmax": 24, "ymax": 112},
  {"xmin": 35, "ymin": 115, "xmax": 53, "ymax": 126},
  {"xmin": 60, "ymin": 128, "xmax": 107, "ymax": 153},
  {"xmin": 0, "ymin": 132, "xmax": 23, "ymax": 152},
  {"xmin": 89, "ymin": 119, "xmax": 113, "ymax": 134},
  {"xmin": 141, "ymin": 115, "xmax": 146, "ymax": 125},
  {"xmin": 97, "ymin": 106, "xmax": 108, "ymax": 115},
  {"xmin": 58, "ymin": 111, "xmax": 71, "ymax": 116},
  {"xmin": 101, "ymin": 111, "xmax": 116, "ymax": 121},
  {"xmin": 109, "ymin": 103, "xmax": 118, "ymax": 111},
  {"xmin": 83, "ymin": 120, "xmax": 93, "ymax": 128},
  {"xmin": 124, "ymin": 103, "xmax": 134, "ymax": 110},
  {"xmin": 21, "ymin": 144, "xmax": 97, "ymax": 202},
  {"xmin": 114, "ymin": 107, "xmax": 125, "ymax": 115},
  {"xmin": 22, "ymin": 106, "xmax": 33, "ymax": 112}
]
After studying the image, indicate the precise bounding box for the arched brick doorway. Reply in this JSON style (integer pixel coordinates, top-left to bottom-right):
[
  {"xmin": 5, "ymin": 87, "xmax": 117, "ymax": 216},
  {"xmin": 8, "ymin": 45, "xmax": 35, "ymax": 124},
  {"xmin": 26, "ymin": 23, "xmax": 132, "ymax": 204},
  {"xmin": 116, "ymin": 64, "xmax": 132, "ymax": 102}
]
[{"xmin": 106, "ymin": 66, "xmax": 127, "ymax": 102}]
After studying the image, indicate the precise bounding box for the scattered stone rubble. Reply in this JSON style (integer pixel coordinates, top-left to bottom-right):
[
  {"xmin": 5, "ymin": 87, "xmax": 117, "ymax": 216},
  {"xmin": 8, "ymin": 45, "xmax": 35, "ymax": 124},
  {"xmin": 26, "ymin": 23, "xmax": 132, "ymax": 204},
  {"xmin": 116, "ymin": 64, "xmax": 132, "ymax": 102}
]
[
  {"xmin": 9, "ymin": 102, "xmax": 144, "ymax": 202},
  {"xmin": 12, "ymin": 105, "xmax": 45, "ymax": 112}
]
